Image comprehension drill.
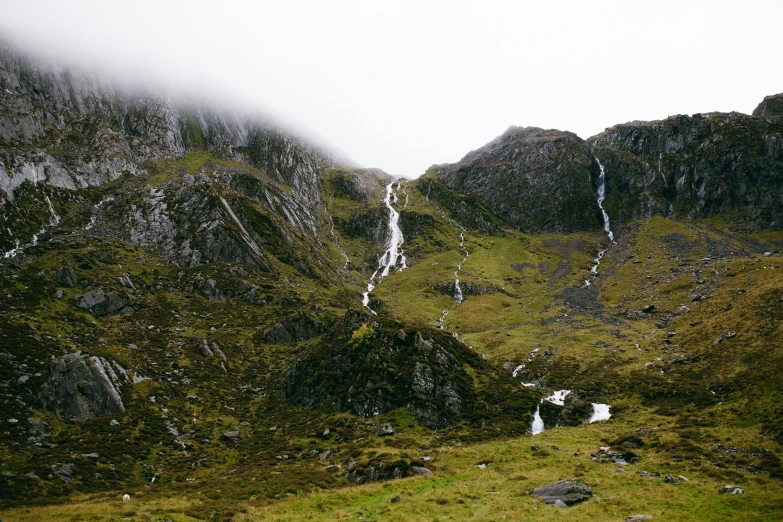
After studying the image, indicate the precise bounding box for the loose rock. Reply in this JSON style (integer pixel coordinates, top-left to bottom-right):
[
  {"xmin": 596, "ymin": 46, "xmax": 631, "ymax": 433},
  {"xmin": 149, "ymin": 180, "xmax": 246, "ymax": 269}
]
[{"xmin": 532, "ymin": 480, "xmax": 593, "ymax": 506}]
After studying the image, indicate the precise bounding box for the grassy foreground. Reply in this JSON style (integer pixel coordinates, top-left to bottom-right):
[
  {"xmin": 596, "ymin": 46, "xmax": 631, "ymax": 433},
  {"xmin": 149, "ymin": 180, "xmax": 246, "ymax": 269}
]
[{"xmin": 2, "ymin": 407, "xmax": 780, "ymax": 521}]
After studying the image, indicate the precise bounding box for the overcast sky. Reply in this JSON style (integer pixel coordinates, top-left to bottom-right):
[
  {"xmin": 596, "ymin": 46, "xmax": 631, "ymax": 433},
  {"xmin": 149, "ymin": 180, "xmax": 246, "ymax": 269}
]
[{"xmin": 2, "ymin": 1, "xmax": 782, "ymax": 177}]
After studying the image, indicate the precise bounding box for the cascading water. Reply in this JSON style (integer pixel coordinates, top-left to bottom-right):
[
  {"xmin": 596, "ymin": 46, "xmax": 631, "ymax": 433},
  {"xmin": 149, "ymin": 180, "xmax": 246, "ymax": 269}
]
[
  {"xmin": 586, "ymin": 158, "xmax": 615, "ymax": 284},
  {"xmin": 588, "ymin": 403, "xmax": 612, "ymax": 423},
  {"xmin": 453, "ymin": 228, "xmax": 469, "ymax": 303},
  {"xmin": 4, "ymin": 192, "xmax": 60, "ymax": 259},
  {"xmin": 529, "ymin": 389, "xmax": 571, "ymax": 435},
  {"xmin": 85, "ymin": 196, "xmax": 114, "ymax": 230},
  {"xmin": 530, "ymin": 407, "xmax": 545, "ymax": 435},
  {"xmin": 362, "ymin": 181, "xmax": 407, "ymax": 313}
]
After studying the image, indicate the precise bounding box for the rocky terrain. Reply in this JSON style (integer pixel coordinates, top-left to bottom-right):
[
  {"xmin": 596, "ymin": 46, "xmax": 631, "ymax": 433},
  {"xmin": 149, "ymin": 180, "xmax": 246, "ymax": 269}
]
[{"xmin": 0, "ymin": 40, "xmax": 782, "ymax": 522}]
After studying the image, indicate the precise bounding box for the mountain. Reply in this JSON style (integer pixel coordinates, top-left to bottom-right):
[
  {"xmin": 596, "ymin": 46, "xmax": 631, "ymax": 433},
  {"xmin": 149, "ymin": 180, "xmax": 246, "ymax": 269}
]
[{"xmin": 0, "ymin": 40, "xmax": 782, "ymax": 522}]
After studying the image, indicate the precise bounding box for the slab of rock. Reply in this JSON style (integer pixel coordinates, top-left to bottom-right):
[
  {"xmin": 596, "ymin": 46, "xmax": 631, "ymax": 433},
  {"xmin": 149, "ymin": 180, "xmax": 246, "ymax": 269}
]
[
  {"xmin": 264, "ymin": 312, "xmax": 323, "ymax": 344},
  {"xmin": 409, "ymin": 465, "xmax": 432, "ymax": 476},
  {"xmin": 54, "ymin": 267, "xmax": 79, "ymax": 288},
  {"xmin": 78, "ymin": 288, "xmax": 134, "ymax": 316},
  {"xmin": 374, "ymin": 424, "xmax": 395, "ymax": 437},
  {"xmin": 39, "ymin": 352, "xmax": 126, "ymax": 423},
  {"xmin": 532, "ymin": 480, "xmax": 593, "ymax": 506},
  {"xmin": 52, "ymin": 462, "xmax": 76, "ymax": 483},
  {"xmin": 223, "ymin": 431, "xmax": 240, "ymax": 440},
  {"xmin": 591, "ymin": 448, "xmax": 641, "ymax": 464},
  {"xmin": 626, "ymin": 516, "xmax": 652, "ymax": 521}
]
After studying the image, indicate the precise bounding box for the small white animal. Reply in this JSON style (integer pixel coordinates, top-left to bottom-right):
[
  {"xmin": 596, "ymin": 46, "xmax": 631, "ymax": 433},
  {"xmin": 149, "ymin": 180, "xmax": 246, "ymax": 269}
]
[{"xmin": 122, "ymin": 494, "xmax": 130, "ymax": 503}]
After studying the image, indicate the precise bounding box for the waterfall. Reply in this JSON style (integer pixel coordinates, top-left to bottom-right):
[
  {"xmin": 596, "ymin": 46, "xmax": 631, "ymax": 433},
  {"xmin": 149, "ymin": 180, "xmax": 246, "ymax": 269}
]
[
  {"xmin": 588, "ymin": 403, "xmax": 612, "ymax": 423},
  {"xmin": 4, "ymin": 193, "xmax": 61, "ymax": 259},
  {"xmin": 453, "ymin": 228, "xmax": 469, "ymax": 303},
  {"xmin": 529, "ymin": 389, "xmax": 571, "ymax": 435},
  {"xmin": 362, "ymin": 181, "xmax": 407, "ymax": 313},
  {"xmin": 530, "ymin": 406, "xmax": 545, "ymax": 435},
  {"xmin": 85, "ymin": 196, "xmax": 114, "ymax": 230},
  {"xmin": 586, "ymin": 158, "xmax": 615, "ymax": 283}
]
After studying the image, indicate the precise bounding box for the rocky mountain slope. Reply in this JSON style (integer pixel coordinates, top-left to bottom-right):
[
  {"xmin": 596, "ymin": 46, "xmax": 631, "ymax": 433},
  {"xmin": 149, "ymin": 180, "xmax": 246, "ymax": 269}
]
[
  {"xmin": 0, "ymin": 40, "xmax": 782, "ymax": 522},
  {"xmin": 428, "ymin": 96, "xmax": 783, "ymax": 234}
]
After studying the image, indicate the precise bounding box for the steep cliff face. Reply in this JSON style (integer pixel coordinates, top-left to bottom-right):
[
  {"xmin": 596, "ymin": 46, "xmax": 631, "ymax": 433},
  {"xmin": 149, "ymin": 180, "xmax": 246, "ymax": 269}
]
[
  {"xmin": 0, "ymin": 40, "xmax": 358, "ymax": 274},
  {"xmin": 588, "ymin": 100, "xmax": 783, "ymax": 229},
  {"xmin": 430, "ymin": 126, "xmax": 601, "ymax": 234},
  {"xmin": 0, "ymin": 41, "xmax": 341, "ymax": 228}
]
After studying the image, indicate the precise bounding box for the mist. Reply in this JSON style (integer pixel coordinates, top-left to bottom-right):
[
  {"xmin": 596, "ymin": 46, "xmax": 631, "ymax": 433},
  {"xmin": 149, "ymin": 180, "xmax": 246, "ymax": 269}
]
[{"xmin": 2, "ymin": 0, "xmax": 782, "ymax": 178}]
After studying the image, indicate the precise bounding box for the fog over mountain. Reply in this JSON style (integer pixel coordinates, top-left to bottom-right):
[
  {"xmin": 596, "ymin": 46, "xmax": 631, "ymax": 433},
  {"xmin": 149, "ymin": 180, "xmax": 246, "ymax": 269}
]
[{"xmin": 3, "ymin": 0, "xmax": 782, "ymax": 177}]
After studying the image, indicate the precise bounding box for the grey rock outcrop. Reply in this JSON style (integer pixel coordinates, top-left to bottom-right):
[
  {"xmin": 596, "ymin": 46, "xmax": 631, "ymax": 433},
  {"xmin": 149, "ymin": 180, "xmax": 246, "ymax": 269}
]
[
  {"xmin": 431, "ymin": 126, "xmax": 601, "ymax": 234},
  {"xmin": 374, "ymin": 424, "xmax": 395, "ymax": 437},
  {"xmin": 39, "ymin": 352, "xmax": 126, "ymax": 423},
  {"xmin": 78, "ymin": 288, "xmax": 134, "ymax": 316},
  {"xmin": 532, "ymin": 480, "xmax": 593, "ymax": 506},
  {"xmin": 265, "ymin": 312, "xmax": 323, "ymax": 344},
  {"xmin": 588, "ymin": 104, "xmax": 783, "ymax": 230},
  {"xmin": 285, "ymin": 312, "xmax": 536, "ymax": 429},
  {"xmin": 54, "ymin": 267, "xmax": 79, "ymax": 288}
]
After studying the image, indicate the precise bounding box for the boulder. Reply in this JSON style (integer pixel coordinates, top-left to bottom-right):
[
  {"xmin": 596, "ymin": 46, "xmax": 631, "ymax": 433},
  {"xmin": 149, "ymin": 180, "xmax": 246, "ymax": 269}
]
[
  {"xmin": 532, "ymin": 480, "xmax": 593, "ymax": 506},
  {"xmin": 719, "ymin": 485, "xmax": 744, "ymax": 494},
  {"xmin": 374, "ymin": 424, "xmax": 395, "ymax": 437},
  {"xmin": 52, "ymin": 462, "xmax": 76, "ymax": 483},
  {"xmin": 54, "ymin": 267, "xmax": 79, "ymax": 288},
  {"xmin": 39, "ymin": 352, "xmax": 126, "ymax": 423},
  {"xmin": 626, "ymin": 516, "xmax": 652, "ymax": 521},
  {"xmin": 78, "ymin": 288, "xmax": 134, "ymax": 316}
]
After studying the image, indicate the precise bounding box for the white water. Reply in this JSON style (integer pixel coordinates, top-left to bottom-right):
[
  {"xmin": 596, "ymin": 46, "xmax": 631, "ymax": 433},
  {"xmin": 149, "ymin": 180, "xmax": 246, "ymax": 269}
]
[
  {"xmin": 588, "ymin": 403, "xmax": 612, "ymax": 423},
  {"xmin": 530, "ymin": 406, "xmax": 545, "ymax": 435},
  {"xmin": 529, "ymin": 389, "xmax": 572, "ymax": 435},
  {"xmin": 362, "ymin": 182, "xmax": 407, "ymax": 313},
  {"xmin": 435, "ymin": 309, "xmax": 449, "ymax": 328},
  {"xmin": 453, "ymin": 227, "xmax": 469, "ymax": 303},
  {"xmin": 586, "ymin": 159, "xmax": 615, "ymax": 283},
  {"xmin": 545, "ymin": 389, "xmax": 571, "ymax": 406},
  {"xmin": 3, "ymin": 192, "xmax": 59, "ymax": 258},
  {"xmin": 85, "ymin": 196, "xmax": 114, "ymax": 230}
]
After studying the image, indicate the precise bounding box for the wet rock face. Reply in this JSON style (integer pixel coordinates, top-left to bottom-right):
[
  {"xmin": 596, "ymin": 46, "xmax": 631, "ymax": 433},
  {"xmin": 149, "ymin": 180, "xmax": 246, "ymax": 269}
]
[
  {"xmin": 285, "ymin": 313, "xmax": 483, "ymax": 428},
  {"xmin": 39, "ymin": 352, "xmax": 127, "ymax": 423},
  {"xmin": 532, "ymin": 480, "xmax": 593, "ymax": 506},
  {"xmin": 432, "ymin": 126, "xmax": 601, "ymax": 234},
  {"xmin": 264, "ymin": 312, "xmax": 324, "ymax": 344},
  {"xmin": 588, "ymin": 108, "xmax": 783, "ymax": 229},
  {"xmin": 78, "ymin": 288, "xmax": 134, "ymax": 316}
]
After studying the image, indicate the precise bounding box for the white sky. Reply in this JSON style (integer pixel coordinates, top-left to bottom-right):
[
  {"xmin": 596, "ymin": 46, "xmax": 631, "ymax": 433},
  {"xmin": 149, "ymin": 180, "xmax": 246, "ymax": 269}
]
[{"xmin": 2, "ymin": 0, "xmax": 782, "ymax": 177}]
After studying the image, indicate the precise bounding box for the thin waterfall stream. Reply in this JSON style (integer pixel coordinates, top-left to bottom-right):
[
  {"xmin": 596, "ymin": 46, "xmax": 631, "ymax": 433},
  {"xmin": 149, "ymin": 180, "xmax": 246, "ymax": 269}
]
[
  {"xmin": 585, "ymin": 158, "xmax": 615, "ymax": 285},
  {"xmin": 362, "ymin": 181, "xmax": 407, "ymax": 314}
]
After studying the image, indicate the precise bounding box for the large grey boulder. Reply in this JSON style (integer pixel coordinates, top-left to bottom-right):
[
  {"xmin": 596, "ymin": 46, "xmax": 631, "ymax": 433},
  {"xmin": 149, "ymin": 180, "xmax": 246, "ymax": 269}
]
[
  {"xmin": 78, "ymin": 288, "xmax": 134, "ymax": 316},
  {"xmin": 532, "ymin": 480, "xmax": 593, "ymax": 506},
  {"xmin": 39, "ymin": 351, "xmax": 127, "ymax": 423}
]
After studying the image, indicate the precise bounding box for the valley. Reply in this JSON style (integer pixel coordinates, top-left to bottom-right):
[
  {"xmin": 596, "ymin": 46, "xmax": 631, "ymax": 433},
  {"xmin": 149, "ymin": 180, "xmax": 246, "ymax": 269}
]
[{"xmin": 0, "ymin": 40, "xmax": 781, "ymax": 521}]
